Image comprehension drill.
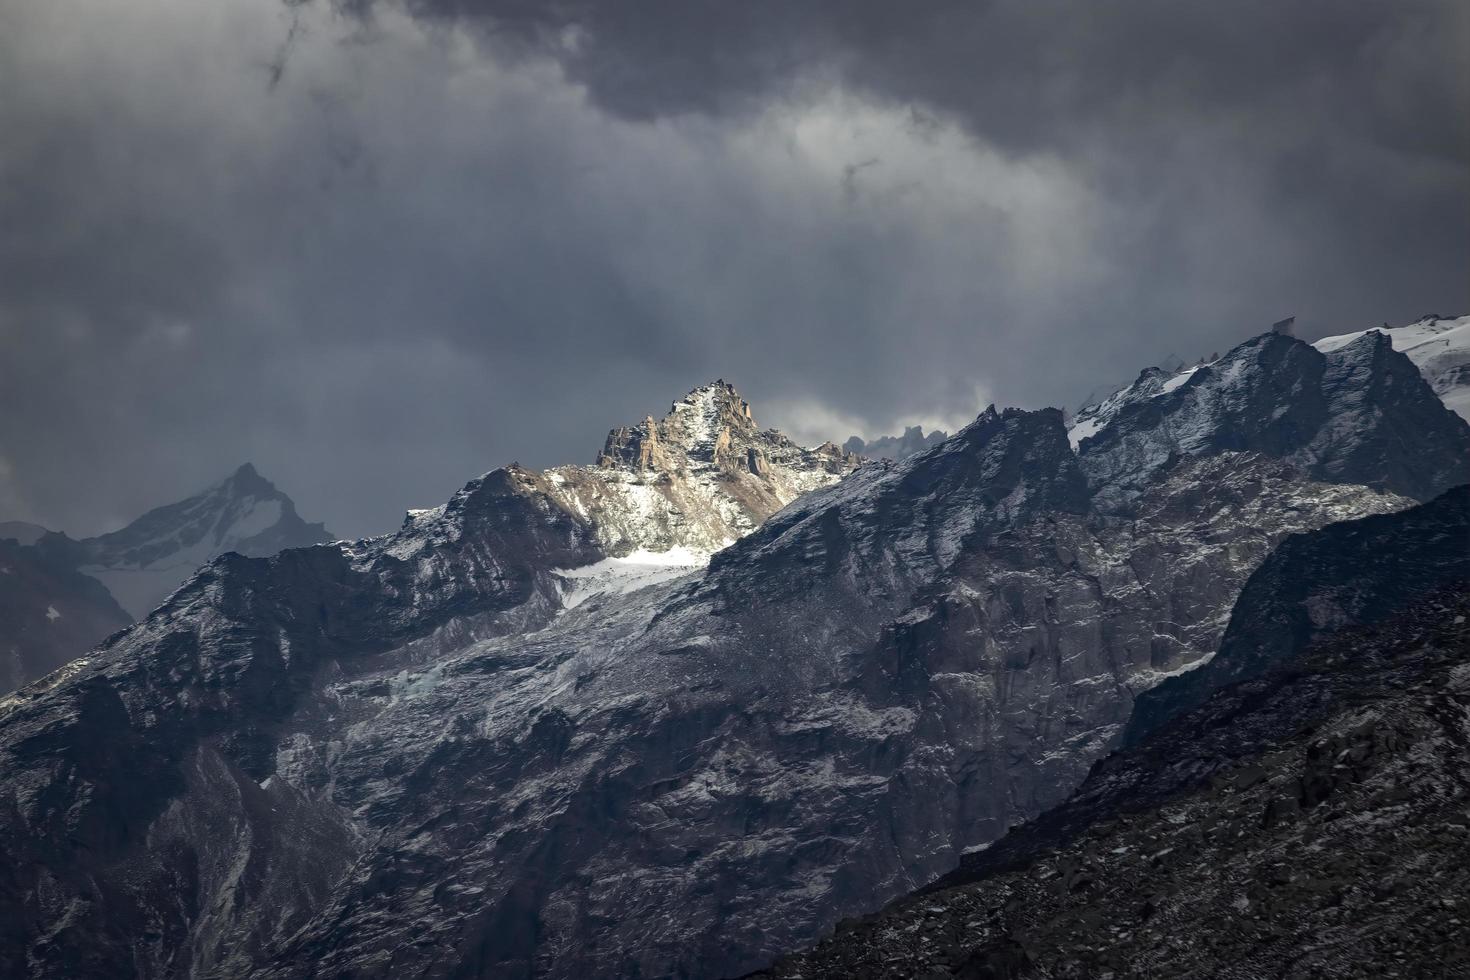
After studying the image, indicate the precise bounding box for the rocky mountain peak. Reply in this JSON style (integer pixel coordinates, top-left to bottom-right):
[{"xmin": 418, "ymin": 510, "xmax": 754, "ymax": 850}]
[
  {"xmin": 0, "ymin": 464, "xmax": 334, "ymax": 693},
  {"xmin": 1313, "ymin": 313, "xmax": 1470, "ymax": 422},
  {"xmin": 1074, "ymin": 328, "xmax": 1470, "ymax": 510},
  {"xmin": 61, "ymin": 465, "xmax": 334, "ymax": 620},
  {"xmin": 3, "ymin": 322, "xmax": 1464, "ymax": 979},
  {"xmin": 553, "ymin": 380, "xmax": 861, "ymax": 557},
  {"xmin": 596, "ymin": 379, "xmax": 759, "ymax": 474},
  {"xmin": 844, "ymin": 424, "xmax": 952, "ymax": 461}
]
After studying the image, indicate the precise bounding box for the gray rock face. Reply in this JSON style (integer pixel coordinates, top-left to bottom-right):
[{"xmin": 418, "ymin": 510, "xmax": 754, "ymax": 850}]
[
  {"xmin": 757, "ymin": 503, "xmax": 1470, "ymax": 979},
  {"xmin": 0, "ymin": 337, "xmax": 1463, "ymax": 979},
  {"xmin": 1127, "ymin": 483, "xmax": 1470, "ymax": 744},
  {"xmin": 1313, "ymin": 313, "xmax": 1470, "ymax": 421}
]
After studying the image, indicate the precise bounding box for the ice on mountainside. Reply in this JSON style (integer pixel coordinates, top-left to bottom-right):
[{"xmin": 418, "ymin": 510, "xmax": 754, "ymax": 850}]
[{"xmin": 552, "ymin": 547, "xmax": 707, "ymax": 611}]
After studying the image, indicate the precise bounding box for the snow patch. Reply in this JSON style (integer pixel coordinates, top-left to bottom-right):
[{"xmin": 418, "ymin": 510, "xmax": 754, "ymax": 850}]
[
  {"xmin": 553, "ymin": 547, "xmax": 708, "ymax": 611},
  {"xmin": 225, "ymin": 498, "xmax": 282, "ymax": 540}
]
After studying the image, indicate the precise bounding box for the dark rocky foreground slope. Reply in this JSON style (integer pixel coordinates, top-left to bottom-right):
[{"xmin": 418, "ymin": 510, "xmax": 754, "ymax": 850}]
[
  {"xmin": 757, "ymin": 491, "xmax": 1470, "ymax": 979},
  {"xmin": 0, "ymin": 334, "xmax": 1468, "ymax": 979}
]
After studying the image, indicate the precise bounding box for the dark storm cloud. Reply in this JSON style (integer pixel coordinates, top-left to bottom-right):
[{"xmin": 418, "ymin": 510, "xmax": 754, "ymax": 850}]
[
  {"xmin": 1, "ymin": 0, "xmax": 1465, "ymax": 539},
  {"xmin": 369, "ymin": 0, "xmax": 1469, "ymax": 310}
]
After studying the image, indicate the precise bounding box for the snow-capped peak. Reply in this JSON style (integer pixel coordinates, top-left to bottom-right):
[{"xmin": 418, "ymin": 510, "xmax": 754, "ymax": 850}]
[
  {"xmin": 74, "ymin": 464, "xmax": 332, "ymax": 618},
  {"xmin": 539, "ymin": 380, "xmax": 861, "ymax": 559},
  {"xmin": 1312, "ymin": 314, "xmax": 1469, "ymax": 421}
]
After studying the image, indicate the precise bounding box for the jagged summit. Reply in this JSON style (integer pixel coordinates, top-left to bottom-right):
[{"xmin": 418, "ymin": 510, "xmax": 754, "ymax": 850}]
[
  {"xmin": 1314, "ymin": 313, "xmax": 1470, "ymax": 421},
  {"xmin": 595, "ymin": 379, "xmax": 760, "ymax": 472},
  {"xmin": 2, "ymin": 309, "xmax": 1463, "ymax": 979},
  {"xmin": 0, "ymin": 464, "xmax": 333, "ymax": 693},
  {"xmin": 1071, "ymin": 327, "xmax": 1470, "ymax": 510},
  {"xmin": 537, "ymin": 379, "xmax": 861, "ymax": 558},
  {"xmin": 66, "ymin": 463, "xmax": 333, "ymax": 619}
]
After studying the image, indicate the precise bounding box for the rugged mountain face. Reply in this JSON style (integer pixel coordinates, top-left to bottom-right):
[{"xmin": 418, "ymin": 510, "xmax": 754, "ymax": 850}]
[
  {"xmin": 843, "ymin": 425, "xmax": 950, "ymax": 461},
  {"xmin": 0, "ymin": 335, "xmax": 1465, "ymax": 979},
  {"xmin": 1127, "ymin": 484, "xmax": 1470, "ymax": 744},
  {"xmin": 1073, "ymin": 329, "xmax": 1470, "ymax": 510},
  {"xmin": 0, "ymin": 539, "xmax": 131, "ymax": 694},
  {"xmin": 0, "ymin": 465, "xmax": 333, "ymax": 694},
  {"xmin": 1315, "ymin": 313, "xmax": 1470, "ymax": 421},
  {"xmin": 758, "ymin": 496, "xmax": 1470, "ymax": 979}
]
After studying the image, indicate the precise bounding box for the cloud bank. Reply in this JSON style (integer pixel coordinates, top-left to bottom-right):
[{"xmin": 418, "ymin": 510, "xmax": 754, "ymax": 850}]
[{"xmin": 2, "ymin": 0, "xmax": 1464, "ymax": 536}]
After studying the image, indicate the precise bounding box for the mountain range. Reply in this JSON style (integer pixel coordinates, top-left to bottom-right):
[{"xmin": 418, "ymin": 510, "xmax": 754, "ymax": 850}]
[
  {"xmin": 0, "ymin": 464, "xmax": 331, "ymax": 693},
  {"xmin": 0, "ymin": 316, "xmax": 1467, "ymax": 978},
  {"xmin": 843, "ymin": 425, "xmax": 950, "ymax": 461}
]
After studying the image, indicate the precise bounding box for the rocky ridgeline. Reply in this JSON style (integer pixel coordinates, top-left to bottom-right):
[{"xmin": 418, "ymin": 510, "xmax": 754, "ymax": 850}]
[
  {"xmin": 1, "ymin": 333, "xmax": 1468, "ymax": 979},
  {"xmin": 1074, "ymin": 330, "xmax": 1470, "ymax": 511},
  {"xmin": 523, "ymin": 380, "xmax": 857, "ymax": 557},
  {"xmin": 758, "ymin": 491, "xmax": 1470, "ymax": 979},
  {"xmin": 0, "ymin": 464, "xmax": 332, "ymax": 693}
]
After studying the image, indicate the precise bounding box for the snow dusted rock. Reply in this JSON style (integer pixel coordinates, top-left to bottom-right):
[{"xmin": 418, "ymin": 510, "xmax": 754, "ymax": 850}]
[
  {"xmin": 1126, "ymin": 483, "xmax": 1470, "ymax": 744},
  {"xmin": 0, "ymin": 350, "xmax": 1458, "ymax": 979},
  {"xmin": 541, "ymin": 380, "xmax": 860, "ymax": 558},
  {"xmin": 1314, "ymin": 313, "xmax": 1470, "ymax": 421},
  {"xmin": 1074, "ymin": 330, "xmax": 1470, "ymax": 510}
]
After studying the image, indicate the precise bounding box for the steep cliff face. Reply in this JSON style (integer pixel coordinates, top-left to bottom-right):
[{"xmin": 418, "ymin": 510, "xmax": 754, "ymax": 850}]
[
  {"xmin": 1314, "ymin": 313, "xmax": 1470, "ymax": 421},
  {"xmin": 1127, "ymin": 484, "xmax": 1470, "ymax": 743},
  {"xmin": 0, "ymin": 337, "xmax": 1463, "ymax": 979},
  {"xmin": 0, "ymin": 465, "xmax": 606, "ymax": 979},
  {"xmin": 757, "ymin": 499, "xmax": 1470, "ymax": 979}
]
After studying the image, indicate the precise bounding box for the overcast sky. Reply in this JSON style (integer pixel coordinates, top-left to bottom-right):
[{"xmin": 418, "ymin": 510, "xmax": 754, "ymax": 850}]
[{"xmin": 2, "ymin": 0, "xmax": 1466, "ymax": 538}]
